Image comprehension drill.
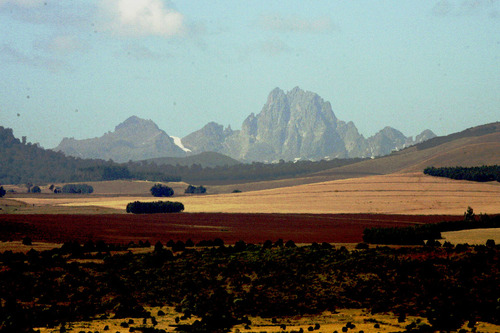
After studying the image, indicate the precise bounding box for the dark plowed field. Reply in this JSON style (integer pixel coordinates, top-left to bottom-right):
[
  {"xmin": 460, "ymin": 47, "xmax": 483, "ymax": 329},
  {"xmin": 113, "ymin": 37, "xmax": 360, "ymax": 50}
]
[
  {"xmin": 0, "ymin": 213, "xmax": 463, "ymax": 245},
  {"xmin": 0, "ymin": 213, "xmax": 463, "ymax": 244}
]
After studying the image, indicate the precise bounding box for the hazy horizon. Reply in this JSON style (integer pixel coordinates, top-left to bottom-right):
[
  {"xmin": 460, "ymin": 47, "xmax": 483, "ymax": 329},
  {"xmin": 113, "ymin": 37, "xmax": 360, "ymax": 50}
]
[{"xmin": 1, "ymin": 0, "xmax": 499, "ymax": 149}]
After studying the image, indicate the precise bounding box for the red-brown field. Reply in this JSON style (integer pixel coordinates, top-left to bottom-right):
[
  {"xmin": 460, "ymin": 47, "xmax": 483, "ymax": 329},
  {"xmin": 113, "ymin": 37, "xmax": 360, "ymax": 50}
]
[{"xmin": 0, "ymin": 213, "xmax": 462, "ymax": 245}]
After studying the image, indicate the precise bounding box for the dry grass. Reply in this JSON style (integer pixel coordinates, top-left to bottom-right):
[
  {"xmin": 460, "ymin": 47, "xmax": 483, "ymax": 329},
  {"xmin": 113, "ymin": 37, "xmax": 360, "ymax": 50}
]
[
  {"xmin": 442, "ymin": 228, "xmax": 500, "ymax": 245},
  {"xmin": 0, "ymin": 240, "xmax": 62, "ymax": 253},
  {"xmin": 32, "ymin": 307, "xmax": 500, "ymax": 333},
  {"xmin": 16, "ymin": 173, "xmax": 499, "ymax": 215}
]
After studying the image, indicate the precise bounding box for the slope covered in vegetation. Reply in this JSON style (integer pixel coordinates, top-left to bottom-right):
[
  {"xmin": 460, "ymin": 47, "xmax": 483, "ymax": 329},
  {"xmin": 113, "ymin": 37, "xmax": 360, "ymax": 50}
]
[{"xmin": 1, "ymin": 241, "xmax": 498, "ymax": 332}]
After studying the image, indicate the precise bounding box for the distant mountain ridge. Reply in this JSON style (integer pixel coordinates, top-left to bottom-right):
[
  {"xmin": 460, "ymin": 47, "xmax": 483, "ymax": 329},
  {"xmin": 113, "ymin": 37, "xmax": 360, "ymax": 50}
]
[
  {"xmin": 55, "ymin": 116, "xmax": 185, "ymax": 163},
  {"xmin": 54, "ymin": 87, "xmax": 436, "ymax": 162},
  {"xmin": 183, "ymin": 87, "xmax": 436, "ymax": 162}
]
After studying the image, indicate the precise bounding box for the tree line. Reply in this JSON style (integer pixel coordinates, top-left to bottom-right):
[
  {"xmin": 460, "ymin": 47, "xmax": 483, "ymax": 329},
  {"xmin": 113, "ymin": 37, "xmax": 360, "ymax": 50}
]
[
  {"xmin": 363, "ymin": 209, "xmax": 500, "ymax": 245},
  {"xmin": 424, "ymin": 165, "xmax": 500, "ymax": 182}
]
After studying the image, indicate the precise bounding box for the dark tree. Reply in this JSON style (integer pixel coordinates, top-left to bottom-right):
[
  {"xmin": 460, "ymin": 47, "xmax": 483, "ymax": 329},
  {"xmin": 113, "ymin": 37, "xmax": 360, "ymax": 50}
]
[
  {"xmin": 150, "ymin": 184, "xmax": 174, "ymax": 197},
  {"xmin": 185, "ymin": 184, "xmax": 207, "ymax": 194},
  {"xmin": 0, "ymin": 186, "xmax": 6, "ymax": 198},
  {"xmin": 62, "ymin": 184, "xmax": 94, "ymax": 194},
  {"xmin": 31, "ymin": 185, "xmax": 41, "ymax": 193},
  {"xmin": 126, "ymin": 201, "xmax": 184, "ymax": 214}
]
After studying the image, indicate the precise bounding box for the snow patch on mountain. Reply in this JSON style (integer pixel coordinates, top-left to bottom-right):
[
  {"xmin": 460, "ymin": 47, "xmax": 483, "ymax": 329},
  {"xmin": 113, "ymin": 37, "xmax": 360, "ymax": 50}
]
[{"xmin": 171, "ymin": 136, "xmax": 192, "ymax": 152}]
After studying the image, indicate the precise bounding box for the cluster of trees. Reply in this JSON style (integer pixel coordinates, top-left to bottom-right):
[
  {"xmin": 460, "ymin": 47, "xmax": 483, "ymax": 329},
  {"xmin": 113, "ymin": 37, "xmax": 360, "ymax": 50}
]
[
  {"xmin": 126, "ymin": 201, "xmax": 184, "ymax": 214},
  {"xmin": 424, "ymin": 165, "xmax": 500, "ymax": 182},
  {"xmin": 61, "ymin": 184, "xmax": 94, "ymax": 194},
  {"xmin": 0, "ymin": 240, "xmax": 498, "ymax": 332},
  {"xmin": 184, "ymin": 185, "xmax": 206, "ymax": 194},
  {"xmin": 363, "ymin": 209, "xmax": 500, "ymax": 245},
  {"xmin": 150, "ymin": 184, "xmax": 174, "ymax": 197}
]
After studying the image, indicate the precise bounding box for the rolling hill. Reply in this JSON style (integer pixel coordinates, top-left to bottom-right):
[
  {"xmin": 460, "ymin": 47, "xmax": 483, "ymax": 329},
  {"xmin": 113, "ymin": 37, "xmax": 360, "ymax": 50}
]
[{"xmin": 314, "ymin": 122, "xmax": 500, "ymax": 178}]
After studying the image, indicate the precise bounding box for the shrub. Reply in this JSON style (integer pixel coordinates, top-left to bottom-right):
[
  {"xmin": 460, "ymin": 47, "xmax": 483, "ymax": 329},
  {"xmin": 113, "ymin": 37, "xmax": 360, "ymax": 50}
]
[
  {"xmin": 355, "ymin": 242, "xmax": 369, "ymax": 250},
  {"xmin": 62, "ymin": 184, "xmax": 94, "ymax": 194},
  {"xmin": 22, "ymin": 237, "xmax": 32, "ymax": 246},
  {"xmin": 486, "ymin": 239, "xmax": 496, "ymax": 247},
  {"xmin": 184, "ymin": 185, "xmax": 207, "ymax": 194},
  {"xmin": 150, "ymin": 184, "xmax": 174, "ymax": 197},
  {"xmin": 31, "ymin": 185, "xmax": 41, "ymax": 193},
  {"xmin": 0, "ymin": 186, "xmax": 5, "ymax": 197},
  {"xmin": 126, "ymin": 201, "xmax": 184, "ymax": 214}
]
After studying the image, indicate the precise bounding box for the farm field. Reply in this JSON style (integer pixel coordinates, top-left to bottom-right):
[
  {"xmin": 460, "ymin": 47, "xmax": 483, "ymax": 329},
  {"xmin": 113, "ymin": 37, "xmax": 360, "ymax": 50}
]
[
  {"xmin": 442, "ymin": 228, "xmax": 500, "ymax": 245},
  {"xmin": 12, "ymin": 172, "xmax": 500, "ymax": 215},
  {"xmin": 0, "ymin": 213, "xmax": 461, "ymax": 245}
]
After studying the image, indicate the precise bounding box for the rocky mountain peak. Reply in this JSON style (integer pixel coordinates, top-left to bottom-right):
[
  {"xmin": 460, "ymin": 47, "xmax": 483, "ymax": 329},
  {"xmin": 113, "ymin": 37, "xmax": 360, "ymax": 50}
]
[
  {"xmin": 415, "ymin": 129, "xmax": 437, "ymax": 143},
  {"xmin": 54, "ymin": 116, "xmax": 185, "ymax": 162},
  {"xmin": 115, "ymin": 116, "xmax": 159, "ymax": 133}
]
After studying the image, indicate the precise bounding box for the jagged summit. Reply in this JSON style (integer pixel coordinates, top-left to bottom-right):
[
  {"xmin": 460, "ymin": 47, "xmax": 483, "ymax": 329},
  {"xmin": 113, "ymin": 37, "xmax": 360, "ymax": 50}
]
[{"xmin": 183, "ymin": 87, "xmax": 435, "ymax": 162}]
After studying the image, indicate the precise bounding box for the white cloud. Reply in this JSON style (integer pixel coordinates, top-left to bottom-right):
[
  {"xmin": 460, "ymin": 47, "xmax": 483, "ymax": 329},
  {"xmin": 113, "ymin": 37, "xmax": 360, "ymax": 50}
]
[
  {"xmin": 101, "ymin": 0, "xmax": 185, "ymax": 37},
  {"xmin": 259, "ymin": 14, "xmax": 338, "ymax": 34}
]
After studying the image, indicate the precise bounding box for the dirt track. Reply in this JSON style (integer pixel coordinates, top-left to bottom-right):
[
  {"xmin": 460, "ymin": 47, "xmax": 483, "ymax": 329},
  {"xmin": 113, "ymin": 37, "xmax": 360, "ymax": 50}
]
[{"xmin": 0, "ymin": 213, "xmax": 462, "ymax": 244}]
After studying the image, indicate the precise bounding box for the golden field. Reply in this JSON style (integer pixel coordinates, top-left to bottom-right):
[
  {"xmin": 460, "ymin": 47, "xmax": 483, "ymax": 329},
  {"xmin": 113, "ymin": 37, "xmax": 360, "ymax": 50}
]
[
  {"xmin": 13, "ymin": 172, "xmax": 500, "ymax": 215},
  {"xmin": 32, "ymin": 307, "xmax": 500, "ymax": 333}
]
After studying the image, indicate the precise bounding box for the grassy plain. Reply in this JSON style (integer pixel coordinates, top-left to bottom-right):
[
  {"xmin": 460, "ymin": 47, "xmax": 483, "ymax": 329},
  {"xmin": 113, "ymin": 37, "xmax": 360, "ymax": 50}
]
[
  {"xmin": 12, "ymin": 173, "xmax": 500, "ymax": 215},
  {"xmin": 33, "ymin": 308, "xmax": 500, "ymax": 333},
  {"xmin": 442, "ymin": 228, "xmax": 500, "ymax": 244}
]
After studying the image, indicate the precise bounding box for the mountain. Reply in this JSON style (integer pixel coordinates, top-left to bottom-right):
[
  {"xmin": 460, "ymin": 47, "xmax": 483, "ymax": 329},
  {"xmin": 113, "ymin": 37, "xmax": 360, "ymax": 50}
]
[
  {"xmin": 182, "ymin": 122, "xmax": 234, "ymax": 154},
  {"xmin": 208, "ymin": 121, "xmax": 500, "ymax": 193},
  {"xmin": 183, "ymin": 87, "xmax": 436, "ymax": 162},
  {"xmin": 53, "ymin": 88, "xmax": 435, "ymax": 163},
  {"xmin": 55, "ymin": 116, "xmax": 186, "ymax": 163}
]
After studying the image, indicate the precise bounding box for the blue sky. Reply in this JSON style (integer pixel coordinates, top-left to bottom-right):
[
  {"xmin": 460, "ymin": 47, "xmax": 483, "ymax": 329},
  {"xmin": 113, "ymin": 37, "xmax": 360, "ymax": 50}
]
[{"xmin": 1, "ymin": 0, "xmax": 499, "ymax": 148}]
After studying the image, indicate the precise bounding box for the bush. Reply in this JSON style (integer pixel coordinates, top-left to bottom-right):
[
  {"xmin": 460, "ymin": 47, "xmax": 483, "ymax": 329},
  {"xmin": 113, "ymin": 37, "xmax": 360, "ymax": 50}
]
[
  {"xmin": 0, "ymin": 186, "xmax": 6, "ymax": 197},
  {"xmin": 126, "ymin": 201, "xmax": 184, "ymax": 214},
  {"xmin": 62, "ymin": 184, "xmax": 94, "ymax": 194},
  {"xmin": 22, "ymin": 237, "xmax": 32, "ymax": 246},
  {"xmin": 185, "ymin": 185, "xmax": 207, "ymax": 194},
  {"xmin": 31, "ymin": 185, "xmax": 41, "ymax": 193},
  {"xmin": 355, "ymin": 242, "xmax": 369, "ymax": 250},
  {"xmin": 150, "ymin": 184, "xmax": 174, "ymax": 197}
]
